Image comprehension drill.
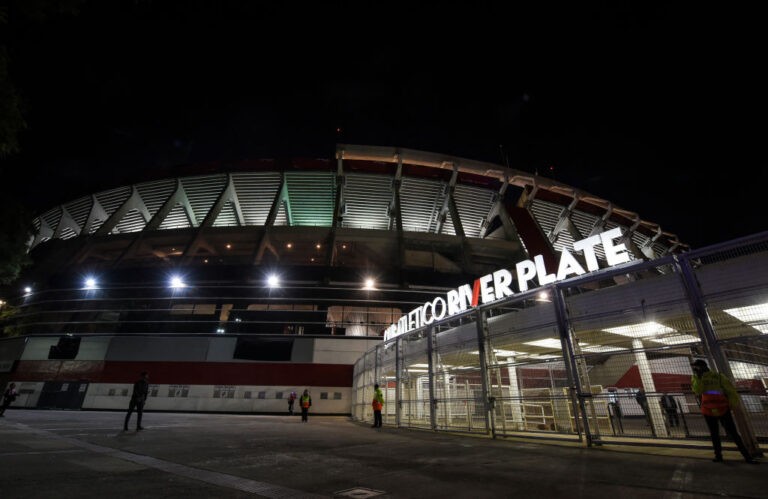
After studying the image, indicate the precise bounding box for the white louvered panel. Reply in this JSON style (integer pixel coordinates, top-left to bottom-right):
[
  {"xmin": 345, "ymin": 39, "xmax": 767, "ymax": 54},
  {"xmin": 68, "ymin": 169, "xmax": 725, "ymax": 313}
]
[
  {"xmin": 159, "ymin": 204, "xmax": 192, "ymax": 230},
  {"xmin": 529, "ymin": 199, "xmax": 562, "ymax": 238},
  {"xmin": 653, "ymin": 242, "xmax": 667, "ymax": 257},
  {"xmin": 570, "ymin": 210, "xmax": 599, "ymax": 239},
  {"xmin": 64, "ymin": 196, "xmax": 92, "ymax": 230},
  {"xmin": 33, "ymin": 218, "xmax": 41, "ymax": 232},
  {"xmin": 114, "ymin": 209, "xmax": 146, "ymax": 234},
  {"xmin": 285, "ymin": 172, "xmax": 335, "ymax": 227},
  {"xmin": 181, "ymin": 174, "xmax": 228, "ymax": 227},
  {"xmin": 453, "ymin": 184, "xmax": 495, "ymax": 238},
  {"xmin": 212, "ymin": 201, "xmax": 239, "ymax": 227},
  {"xmin": 232, "ymin": 172, "xmax": 281, "ymax": 226},
  {"xmin": 59, "ymin": 226, "xmax": 78, "ymax": 240},
  {"xmin": 40, "ymin": 208, "xmax": 61, "ymax": 234},
  {"xmin": 88, "ymin": 218, "xmax": 106, "ymax": 234},
  {"xmin": 631, "ymin": 230, "xmax": 651, "ymax": 252},
  {"xmin": 400, "ymin": 177, "xmax": 444, "ymax": 233},
  {"xmin": 441, "ymin": 214, "xmax": 457, "ymax": 236},
  {"xmin": 342, "ymin": 173, "xmax": 391, "ymax": 230},
  {"xmin": 552, "ymin": 221, "xmax": 576, "ymax": 253},
  {"xmin": 136, "ymin": 178, "xmax": 176, "ymax": 220},
  {"xmin": 274, "ymin": 201, "xmax": 288, "ymax": 226},
  {"xmin": 95, "ymin": 186, "xmax": 131, "ymax": 217}
]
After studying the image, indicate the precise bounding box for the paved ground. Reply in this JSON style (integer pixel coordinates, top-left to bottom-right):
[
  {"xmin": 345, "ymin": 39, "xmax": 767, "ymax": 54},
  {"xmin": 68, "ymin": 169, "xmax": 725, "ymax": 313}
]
[{"xmin": 0, "ymin": 409, "xmax": 764, "ymax": 498}]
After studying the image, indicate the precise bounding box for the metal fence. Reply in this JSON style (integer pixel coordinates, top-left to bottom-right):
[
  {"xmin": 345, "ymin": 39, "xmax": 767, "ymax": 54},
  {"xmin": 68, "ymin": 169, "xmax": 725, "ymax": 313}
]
[{"xmin": 352, "ymin": 231, "xmax": 768, "ymax": 452}]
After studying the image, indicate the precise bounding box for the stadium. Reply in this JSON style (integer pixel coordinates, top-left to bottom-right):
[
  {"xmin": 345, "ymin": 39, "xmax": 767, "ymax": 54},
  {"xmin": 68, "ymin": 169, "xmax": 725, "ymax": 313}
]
[{"xmin": 1, "ymin": 145, "xmax": 766, "ymax": 451}]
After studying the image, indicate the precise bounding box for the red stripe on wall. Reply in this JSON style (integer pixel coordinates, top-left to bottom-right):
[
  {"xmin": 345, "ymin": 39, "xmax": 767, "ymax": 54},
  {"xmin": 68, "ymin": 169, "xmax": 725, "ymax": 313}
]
[
  {"xmin": 15, "ymin": 360, "xmax": 353, "ymax": 387},
  {"xmin": 614, "ymin": 366, "xmax": 692, "ymax": 393}
]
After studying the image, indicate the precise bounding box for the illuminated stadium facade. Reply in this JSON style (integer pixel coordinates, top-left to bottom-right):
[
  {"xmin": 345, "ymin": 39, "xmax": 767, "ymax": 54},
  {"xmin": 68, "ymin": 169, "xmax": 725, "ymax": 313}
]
[{"xmin": 0, "ymin": 144, "xmax": 708, "ymax": 418}]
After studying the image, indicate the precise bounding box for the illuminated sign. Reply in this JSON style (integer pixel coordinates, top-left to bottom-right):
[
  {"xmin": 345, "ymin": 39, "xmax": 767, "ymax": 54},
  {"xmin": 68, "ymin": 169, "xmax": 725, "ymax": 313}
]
[{"xmin": 383, "ymin": 227, "xmax": 630, "ymax": 341}]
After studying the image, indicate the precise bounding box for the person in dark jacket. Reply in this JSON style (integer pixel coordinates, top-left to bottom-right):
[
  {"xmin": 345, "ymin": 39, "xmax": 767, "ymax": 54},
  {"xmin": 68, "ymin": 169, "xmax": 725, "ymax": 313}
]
[
  {"xmin": 659, "ymin": 393, "xmax": 679, "ymax": 427},
  {"xmin": 635, "ymin": 388, "xmax": 650, "ymax": 425},
  {"xmin": 124, "ymin": 371, "xmax": 149, "ymax": 431},
  {"xmin": 288, "ymin": 391, "xmax": 297, "ymax": 415},
  {"xmin": 0, "ymin": 383, "xmax": 18, "ymax": 416}
]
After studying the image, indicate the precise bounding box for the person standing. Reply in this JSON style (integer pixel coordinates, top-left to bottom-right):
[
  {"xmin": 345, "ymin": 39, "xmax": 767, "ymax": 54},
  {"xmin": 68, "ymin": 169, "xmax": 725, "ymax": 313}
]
[
  {"xmin": 690, "ymin": 359, "xmax": 757, "ymax": 463},
  {"xmin": 299, "ymin": 389, "xmax": 311, "ymax": 422},
  {"xmin": 0, "ymin": 382, "xmax": 18, "ymax": 417},
  {"xmin": 124, "ymin": 371, "xmax": 149, "ymax": 431},
  {"xmin": 288, "ymin": 391, "xmax": 297, "ymax": 415},
  {"xmin": 371, "ymin": 383, "xmax": 384, "ymax": 428},
  {"xmin": 659, "ymin": 393, "xmax": 679, "ymax": 428},
  {"xmin": 635, "ymin": 388, "xmax": 650, "ymax": 425}
]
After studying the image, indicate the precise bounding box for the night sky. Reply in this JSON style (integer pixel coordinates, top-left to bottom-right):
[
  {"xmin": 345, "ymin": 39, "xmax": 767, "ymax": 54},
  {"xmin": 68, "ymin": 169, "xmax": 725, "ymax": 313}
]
[{"xmin": 1, "ymin": 1, "xmax": 764, "ymax": 249}]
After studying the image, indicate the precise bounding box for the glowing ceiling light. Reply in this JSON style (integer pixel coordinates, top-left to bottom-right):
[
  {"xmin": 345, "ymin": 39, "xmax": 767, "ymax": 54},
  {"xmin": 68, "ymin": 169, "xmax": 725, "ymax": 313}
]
[
  {"xmin": 723, "ymin": 303, "xmax": 768, "ymax": 334},
  {"xmin": 170, "ymin": 276, "xmax": 186, "ymax": 288},
  {"xmin": 23, "ymin": 286, "xmax": 32, "ymax": 294},
  {"xmin": 602, "ymin": 321, "xmax": 676, "ymax": 338},
  {"xmin": 580, "ymin": 344, "xmax": 627, "ymax": 353},
  {"xmin": 363, "ymin": 278, "xmax": 376, "ymax": 290},
  {"xmin": 84, "ymin": 278, "xmax": 97, "ymax": 289},
  {"xmin": 650, "ymin": 334, "xmax": 700, "ymax": 345},
  {"xmin": 267, "ymin": 274, "xmax": 280, "ymax": 287},
  {"xmin": 524, "ymin": 338, "xmax": 562, "ymax": 349},
  {"xmin": 472, "ymin": 349, "xmax": 525, "ymax": 357}
]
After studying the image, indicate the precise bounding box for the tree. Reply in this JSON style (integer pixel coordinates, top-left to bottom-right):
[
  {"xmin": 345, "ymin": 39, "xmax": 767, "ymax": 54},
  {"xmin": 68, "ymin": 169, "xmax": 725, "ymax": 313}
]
[
  {"xmin": 0, "ymin": 0, "xmax": 87, "ymax": 156},
  {"xmin": 0, "ymin": 198, "xmax": 34, "ymax": 285}
]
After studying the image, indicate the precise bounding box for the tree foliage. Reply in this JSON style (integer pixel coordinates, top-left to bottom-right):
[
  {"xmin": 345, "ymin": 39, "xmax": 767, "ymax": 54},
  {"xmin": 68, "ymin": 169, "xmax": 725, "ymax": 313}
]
[
  {"xmin": 0, "ymin": 0, "xmax": 87, "ymax": 156},
  {"xmin": 0, "ymin": 199, "xmax": 34, "ymax": 285}
]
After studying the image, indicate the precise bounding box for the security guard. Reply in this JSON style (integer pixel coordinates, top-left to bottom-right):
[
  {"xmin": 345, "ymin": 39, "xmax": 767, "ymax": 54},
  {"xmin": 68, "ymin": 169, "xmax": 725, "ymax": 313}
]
[
  {"xmin": 299, "ymin": 389, "xmax": 312, "ymax": 422},
  {"xmin": 371, "ymin": 383, "xmax": 384, "ymax": 428},
  {"xmin": 690, "ymin": 359, "xmax": 757, "ymax": 463}
]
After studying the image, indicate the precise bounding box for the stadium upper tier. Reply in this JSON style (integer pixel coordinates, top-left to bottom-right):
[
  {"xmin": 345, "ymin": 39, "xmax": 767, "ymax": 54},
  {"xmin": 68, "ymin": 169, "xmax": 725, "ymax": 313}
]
[{"xmin": 29, "ymin": 144, "xmax": 685, "ymax": 274}]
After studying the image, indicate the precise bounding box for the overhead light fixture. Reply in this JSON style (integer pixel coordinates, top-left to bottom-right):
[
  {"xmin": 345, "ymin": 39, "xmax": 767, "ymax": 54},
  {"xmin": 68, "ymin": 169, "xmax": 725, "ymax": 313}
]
[
  {"xmin": 169, "ymin": 276, "xmax": 186, "ymax": 288},
  {"xmin": 524, "ymin": 338, "xmax": 562, "ymax": 349},
  {"xmin": 723, "ymin": 303, "xmax": 768, "ymax": 334},
  {"xmin": 580, "ymin": 343, "xmax": 627, "ymax": 353},
  {"xmin": 472, "ymin": 349, "xmax": 525, "ymax": 357},
  {"xmin": 650, "ymin": 334, "xmax": 700, "ymax": 345},
  {"xmin": 602, "ymin": 321, "xmax": 675, "ymax": 338}
]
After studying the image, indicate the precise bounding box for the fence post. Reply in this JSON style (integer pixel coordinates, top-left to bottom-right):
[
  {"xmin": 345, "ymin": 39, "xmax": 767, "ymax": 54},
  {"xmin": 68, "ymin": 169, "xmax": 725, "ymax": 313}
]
[
  {"xmin": 426, "ymin": 326, "xmax": 437, "ymax": 430},
  {"xmin": 474, "ymin": 308, "xmax": 495, "ymax": 437},
  {"xmin": 675, "ymin": 254, "xmax": 762, "ymax": 457},
  {"xmin": 553, "ymin": 284, "xmax": 592, "ymax": 446}
]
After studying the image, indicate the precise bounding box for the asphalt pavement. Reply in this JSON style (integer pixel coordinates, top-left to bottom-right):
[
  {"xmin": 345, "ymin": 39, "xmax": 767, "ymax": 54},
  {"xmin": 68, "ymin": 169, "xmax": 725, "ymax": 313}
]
[{"xmin": 0, "ymin": 409, "xmax": 764, "ymax": 498}]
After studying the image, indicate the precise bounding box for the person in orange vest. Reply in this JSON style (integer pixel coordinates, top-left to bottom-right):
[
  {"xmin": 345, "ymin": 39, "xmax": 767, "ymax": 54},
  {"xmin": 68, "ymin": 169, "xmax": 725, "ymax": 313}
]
[
  {"xmin": 371, "ymin": 383, "xmax": 384, "ymax": 428},
  {"xmin": 690, "ymin": 359, "xmax": 757, "ymax": 463},
  {"xmin": 299, "ymin": 389, "xmax": 312, "ymax": 422}
]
